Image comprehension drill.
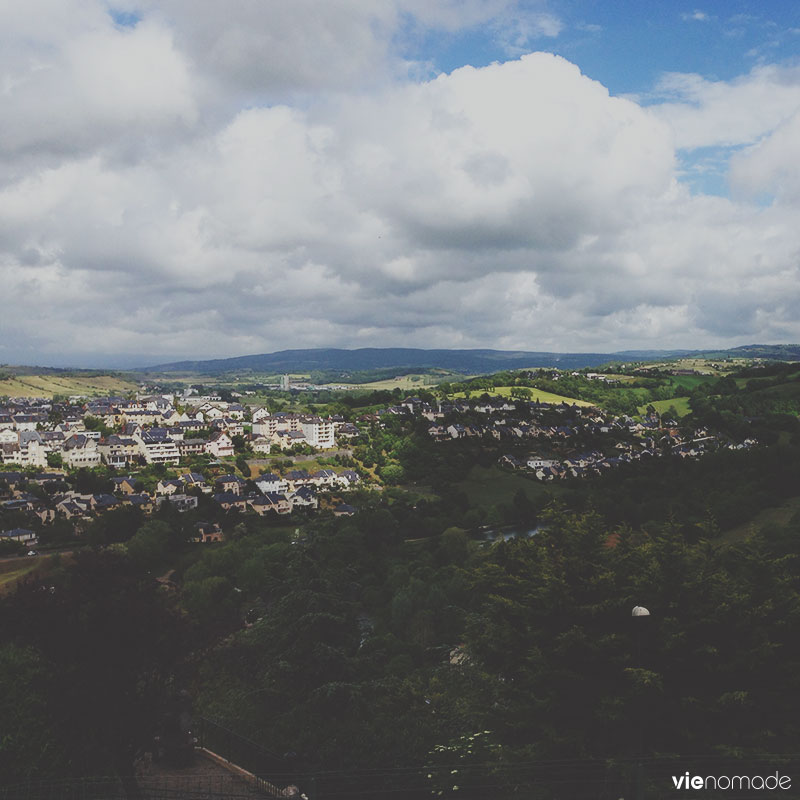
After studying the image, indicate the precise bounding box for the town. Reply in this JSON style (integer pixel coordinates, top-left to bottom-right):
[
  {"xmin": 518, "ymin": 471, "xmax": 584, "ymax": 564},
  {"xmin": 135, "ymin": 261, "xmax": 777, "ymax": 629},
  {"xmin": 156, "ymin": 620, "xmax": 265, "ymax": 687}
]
[{"xmin": 0, "ymin": 371, "xmax": 760, "ymax": 554}]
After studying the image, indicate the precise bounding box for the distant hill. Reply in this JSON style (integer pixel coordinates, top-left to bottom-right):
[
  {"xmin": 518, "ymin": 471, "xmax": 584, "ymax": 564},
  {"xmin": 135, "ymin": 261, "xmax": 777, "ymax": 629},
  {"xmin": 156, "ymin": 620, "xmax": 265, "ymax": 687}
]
[
  {"xmin": 138, "ymin": 344, "xmax": 800, "ymax": 377},
  {"xmin": 140, "ymin": 348, "xmax": 626, "ymax": 375},
  {"xmin": 721, "ymin": 344, "xmax": 800, "ymax": 360}
]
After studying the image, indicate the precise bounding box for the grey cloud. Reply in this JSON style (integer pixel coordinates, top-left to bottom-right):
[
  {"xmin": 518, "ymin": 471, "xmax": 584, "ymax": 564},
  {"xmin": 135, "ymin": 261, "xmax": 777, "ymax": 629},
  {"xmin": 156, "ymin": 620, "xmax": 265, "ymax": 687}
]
[
  {"xmin": 692, "ymin": 293, "xmax": 759, "ymax": 336},
  {"xmin": 3, "ymin": 5, "xmax": 800, "ymax": 364}
]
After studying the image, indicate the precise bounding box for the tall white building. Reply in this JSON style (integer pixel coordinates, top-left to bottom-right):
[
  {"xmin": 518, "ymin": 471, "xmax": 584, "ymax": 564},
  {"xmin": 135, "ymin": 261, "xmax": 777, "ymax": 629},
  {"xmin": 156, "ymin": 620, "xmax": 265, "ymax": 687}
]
[{"xmin": 300, "ymin": 417, "xmax": 335, "ymax": 449}]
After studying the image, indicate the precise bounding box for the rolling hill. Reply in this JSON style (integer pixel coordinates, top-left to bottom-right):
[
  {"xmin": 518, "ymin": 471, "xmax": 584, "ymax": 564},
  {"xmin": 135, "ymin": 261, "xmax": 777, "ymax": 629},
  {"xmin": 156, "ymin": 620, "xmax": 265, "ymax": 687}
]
[
  {"xmin": 140, "ymin": 347, "xmax": 647, "ymax": 375},
  {"xmin": 139, "ymin": 344, "xmax": 800, "ymax": 378}
]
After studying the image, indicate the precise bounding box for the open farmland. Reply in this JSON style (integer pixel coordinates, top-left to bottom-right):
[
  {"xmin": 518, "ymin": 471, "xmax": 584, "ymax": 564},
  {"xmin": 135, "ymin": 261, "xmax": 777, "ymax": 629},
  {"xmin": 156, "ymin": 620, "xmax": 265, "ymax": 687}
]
[
  {"xmin": 667, "ymin": 373, "xmax": 718, "ymax": 391},
  {"xmin": 451, "ymin": 385, "xmax": 595, "ymax": 407},
  {"xmin": 637, "ymin": 397, "xmax": 692, "ymax": 417},
  {"xmin": 344, "ymin": 373, "xmax": 448, "ymax": 390},
  {"xmin": 0, "ymin": 373, "xmax": 137, "ymax": 399}
]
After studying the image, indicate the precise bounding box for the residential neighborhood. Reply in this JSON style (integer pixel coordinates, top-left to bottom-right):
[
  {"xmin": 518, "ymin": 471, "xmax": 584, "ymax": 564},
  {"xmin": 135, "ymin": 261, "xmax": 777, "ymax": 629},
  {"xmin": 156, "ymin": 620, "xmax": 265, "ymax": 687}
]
[
  {"xmin": 1, "ymin": 374, "xmax": 765, "ymax": 556},
  {"xmin": 0, "ymin": 390, "xmax": 363, "ymax": 552}
]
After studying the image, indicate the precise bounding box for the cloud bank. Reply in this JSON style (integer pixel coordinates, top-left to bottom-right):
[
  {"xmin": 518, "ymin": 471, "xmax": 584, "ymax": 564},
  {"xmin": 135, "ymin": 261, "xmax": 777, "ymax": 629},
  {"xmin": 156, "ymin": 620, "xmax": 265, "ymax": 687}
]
[{"xmin": 1, "ymin": 1, "xmax": 799, "ymax": 366}]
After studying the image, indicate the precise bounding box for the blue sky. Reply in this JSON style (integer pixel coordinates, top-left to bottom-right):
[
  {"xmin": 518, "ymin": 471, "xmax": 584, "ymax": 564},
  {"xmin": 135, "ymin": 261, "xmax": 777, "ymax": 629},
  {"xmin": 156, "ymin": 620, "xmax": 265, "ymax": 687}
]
[
  {"xmin": 415, "ymin": 1, "xmax": 800, "ymax": 197},
  {"xmin": 2, "ymin": 1, "xmax": 800, "ymax": 367},
  {"xmin": 423, "ymin": 2, "xmax": 800, "ymax": 93}
]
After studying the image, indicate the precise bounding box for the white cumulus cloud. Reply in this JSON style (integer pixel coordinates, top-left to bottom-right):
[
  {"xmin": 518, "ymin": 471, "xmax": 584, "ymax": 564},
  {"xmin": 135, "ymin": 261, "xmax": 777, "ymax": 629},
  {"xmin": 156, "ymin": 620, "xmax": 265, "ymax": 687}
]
[{"xmin": 1, "ymin": 1, "xmax": 800, "ymax": 365}]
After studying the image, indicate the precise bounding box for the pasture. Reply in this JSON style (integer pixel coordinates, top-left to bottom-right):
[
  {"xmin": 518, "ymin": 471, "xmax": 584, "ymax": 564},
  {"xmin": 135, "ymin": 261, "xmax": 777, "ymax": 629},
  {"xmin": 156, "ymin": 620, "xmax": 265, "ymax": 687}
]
[
  {"xmin": 0, "ymin": 373, "xmax": 137, "ymax": 399},
  {"xmin": 450, "ymin": 386, "xmax": 595, "ymax": 407},
  {"xmin": 637, "ymin": 397, "xmax": 692, "ymax": 417}
]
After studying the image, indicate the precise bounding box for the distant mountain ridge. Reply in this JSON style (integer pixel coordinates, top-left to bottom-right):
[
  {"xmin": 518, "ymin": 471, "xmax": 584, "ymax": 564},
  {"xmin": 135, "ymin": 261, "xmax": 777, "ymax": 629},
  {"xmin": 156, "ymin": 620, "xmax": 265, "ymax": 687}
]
[
  {"xmin": 141, "ymin": 347, "xmax": 621, "ymax": 374},
  {"xmin": 138, "ymin": 344, "xmax": 800, "ymax": 376}
]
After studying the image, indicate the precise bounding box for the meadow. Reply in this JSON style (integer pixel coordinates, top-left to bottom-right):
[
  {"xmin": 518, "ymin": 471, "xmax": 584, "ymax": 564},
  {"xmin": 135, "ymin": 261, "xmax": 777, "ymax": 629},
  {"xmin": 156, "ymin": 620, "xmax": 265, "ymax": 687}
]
[
  {"xmin": 455, "ymin": 463, "xmax": 563, "ymax": 508},
  {"xmin": 450, "ymin": 385, "xmax": 595, "ymax": 407},
  {"xmin": 637, "ymin": 397, "xmax": 692, "ymax": 417},
  {"xmin": 0, "ymin": 374, "xmax": 137, "ymax": 399}
]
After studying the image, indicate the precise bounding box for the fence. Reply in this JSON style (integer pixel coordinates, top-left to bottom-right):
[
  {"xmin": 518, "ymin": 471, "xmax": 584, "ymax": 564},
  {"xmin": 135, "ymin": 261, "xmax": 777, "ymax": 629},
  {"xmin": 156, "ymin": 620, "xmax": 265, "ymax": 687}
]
[
  {"xmin": 5, "ymin": 750, "xmax": 800, "ymax": 799},
  {"xmin": 0, "ymin": 777, "xmax": 126, "ymax": 800},
  {"xmin": 278, "ymin": 754, "xmax": 800, "ymax": 799},
  {"xmin": 0, "ymin": 775, "xmax": 287, "ymax": 800},
  {"xmin": 194, "ymin": 716, "xmax": 300, "ymax": 793},
  {"xmin": 135, "ymin": 773, "xmax": 285, "ymax": 799}
]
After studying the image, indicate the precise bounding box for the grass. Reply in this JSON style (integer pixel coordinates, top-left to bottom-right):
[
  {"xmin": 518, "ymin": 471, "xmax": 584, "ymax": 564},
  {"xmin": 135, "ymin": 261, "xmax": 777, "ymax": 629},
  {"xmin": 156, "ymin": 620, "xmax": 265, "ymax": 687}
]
[
  {"xmin": 0, "ymin": 374, "xmax": 137, "ymax": 399},
  {"xmin": 0, "ymin": 557, "xmax": 51, "ymax": 595},
  {"xmin": 346, "ymin": 375, "xmax": 439, "ymax": 390},
  {"xmin": 249, "ymin": 455, "xmax": 348, "ymax": 476},
  {"xmin": 667, "ymin": 374, "xmax": 718, "ymax": 391},
  {"xmin": 637, "ymin": 397, "xmax": 692, "ymax": 417},
  {"xmin": 337, "ymin": 371, "xmax": 471, "ymax": 391},
  {"xmin": 391, "ymin": 484, "xmax": 439, "ymax": 502},
  {"xmin": 754, "ymin": 381, "xmax": 800, "ymax": 402},
  {"xmin": 625, "ymin": 387, "xmax": 657, "ymax": 402},
  {"xmin": 717, "ymin": 496, "xmax": 800, "ymax": 546},
  {"xmin": 456, "ymin": 463, "xmax": 562, "ymax": 508},
  {"xmin": 450, "ymin": 386, "xmax": 594, "ymax": 407}
]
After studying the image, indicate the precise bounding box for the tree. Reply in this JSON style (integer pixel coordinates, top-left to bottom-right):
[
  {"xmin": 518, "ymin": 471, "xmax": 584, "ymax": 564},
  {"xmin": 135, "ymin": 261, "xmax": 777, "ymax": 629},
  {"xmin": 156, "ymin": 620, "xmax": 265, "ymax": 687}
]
[
  {"xmin": 82, "ymin": 415, "xmax": 113, "ymax": 437},
  {"xmin": 85, "ymin": 505, "xmax": 144, "ymax": 546},
  {"xmin": 236, "ymin": 454, "xmax": 250, "ymax": 477},
  {"xmin": 378, "ymin": 463, "xmax": 405, "ymax": 485},
  {"xmin": 126, "ymin": 520, "xmax": 172, "ymax": 569},
  {"xmin": 0, "ymin": 539, "xmax": 24, "ymax": 556},
  {"xmin": 0, "ymin": 551, "xmax": 189, "ymax": 779},
  {"xmin": 0, "ymin": 643, "xmax": 63, "ymax": 783}
]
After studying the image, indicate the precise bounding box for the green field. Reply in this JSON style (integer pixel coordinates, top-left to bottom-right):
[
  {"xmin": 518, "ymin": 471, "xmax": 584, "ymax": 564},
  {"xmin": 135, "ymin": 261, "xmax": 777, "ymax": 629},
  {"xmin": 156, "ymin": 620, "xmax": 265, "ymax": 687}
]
[
  {"xmin": 0, "ymin": 374, "xmax": 137, "ymax": 399},
  {"xmin": 667, "ymin": 374, "xmax": 718, "ymax": 391},
  {"xmin": 637, "ymin": 397, "xmax": 692, "ymax": 417},
  {"xmin": 718, "ymin": 496, "xmax": 800, "ymax": 546},
  {"xmin": 735, "ymin": 370, "xmax": 800, "ymax": 389},
  {"xmin": 340, "ymin": 374, "xmax": 448, "ymax": 390},
  {"xmin": 248, "ymin": 455, "xmax": 350, "ymax": 477},
  {"xmin": 0, "ymin": 558, "xmax": 46, "ymax": 595},
  {"xmin": 451, "ymin": 386, "xmax": 594, "ymax": 407},
  {"xmin": 456, "ymin": 464, "xmax": 562, "ymax": 508},
  {"xmin": 644, "ymin": 358, "xmax": 727, "ymax": 376}
]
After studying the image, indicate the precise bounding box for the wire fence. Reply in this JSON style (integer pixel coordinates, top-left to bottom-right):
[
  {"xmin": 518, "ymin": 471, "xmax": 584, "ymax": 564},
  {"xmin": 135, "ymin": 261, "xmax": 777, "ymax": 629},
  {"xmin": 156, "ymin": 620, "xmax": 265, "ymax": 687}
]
[
  {"xmin": 195, "ymin": 717, "xmax": 290, "ymax": 779},
  {"xmin": 285, "ymin": 753, "xmax": 800, "ymax": 800},
  {"xmin": 0, "ymin": 777, "xmax": 127, "ymax": 800},
  {"xmin": 136, "ymin": 773, "xmax": 285, "ymax": 799},
  {"xmin": 0, "ymin": 773, "xmax": 286, "ymax": 800},
  {"xmin": 4, "ymin": 748, "xmax": 800, "ymax": 799},
  {"xmin": 193, "ymin": 716, "xmax": 299, "ymax": 794}
]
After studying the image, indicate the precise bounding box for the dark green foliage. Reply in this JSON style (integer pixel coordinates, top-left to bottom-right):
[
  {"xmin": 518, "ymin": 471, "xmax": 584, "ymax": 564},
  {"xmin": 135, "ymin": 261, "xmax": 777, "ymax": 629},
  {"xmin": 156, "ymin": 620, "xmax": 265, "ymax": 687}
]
[
  {"xmin": 0, "ymin": 551, "xmax": 189, "ymax": 782},
  {"xmin": 185, "ymin": 502, "xmax": 800, "ymax": 791},
  {"xmin": 85, "ymin": 505, "xmax": 144, "ymax": 546},
  {"xmin": 0, "ymin": 643, "xmax": 56, "ymax": 782},
  {"xmin": 73, "ymin": 466, "xmax": 113, "ymax": 495},
  {"xmin": 235, "ymin": 453, "xmax": 250, "ymax": 476},
  {"xmin": 0, "ymin": 539, "xmax": 25, "ymax": 556},
  {"xmin": 82, "ymin": 415, "xmax": 113, "ymax": 437},
  {"xmin": 582, "ymin": 443, "xmax": 800, "ymax": 531}
]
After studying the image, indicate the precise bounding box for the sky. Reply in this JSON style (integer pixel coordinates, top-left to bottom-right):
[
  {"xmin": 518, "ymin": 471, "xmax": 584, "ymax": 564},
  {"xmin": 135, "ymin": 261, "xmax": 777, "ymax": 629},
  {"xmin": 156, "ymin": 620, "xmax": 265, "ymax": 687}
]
[{"xmin": 2, "ymin": 1, "xmax": 800, "ymax": 368}]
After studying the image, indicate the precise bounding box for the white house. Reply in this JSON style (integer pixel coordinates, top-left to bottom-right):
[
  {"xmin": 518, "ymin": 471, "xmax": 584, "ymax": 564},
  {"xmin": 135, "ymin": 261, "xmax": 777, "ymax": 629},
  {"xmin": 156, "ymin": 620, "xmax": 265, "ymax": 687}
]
[{"xmin": 206, "ymin": 431, "xmax": 234, "ymax": 458}]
